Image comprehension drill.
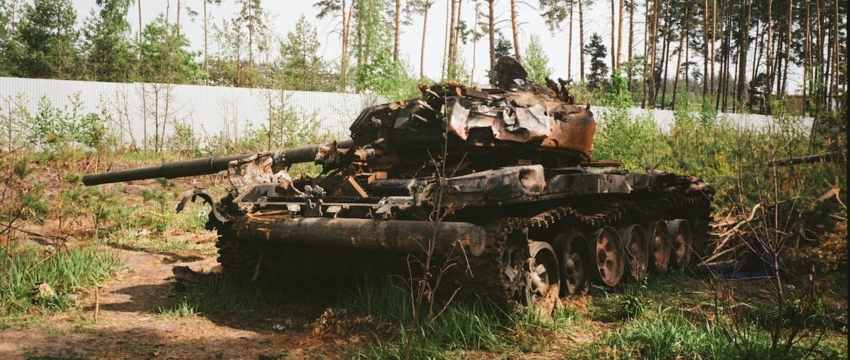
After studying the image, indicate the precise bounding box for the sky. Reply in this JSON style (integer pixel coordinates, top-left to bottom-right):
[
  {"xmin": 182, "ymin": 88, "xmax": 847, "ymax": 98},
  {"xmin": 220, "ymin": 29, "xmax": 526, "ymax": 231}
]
[{"xmin": 70, "ymin": 0, "xmax": 803, "ymax": 93}]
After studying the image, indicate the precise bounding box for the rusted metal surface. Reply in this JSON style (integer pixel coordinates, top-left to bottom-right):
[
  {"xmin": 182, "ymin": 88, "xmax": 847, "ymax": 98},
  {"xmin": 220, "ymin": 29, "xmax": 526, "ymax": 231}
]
[{"xmin": 233, "ymin": 216, "xmax": 487, "ymax": 256}]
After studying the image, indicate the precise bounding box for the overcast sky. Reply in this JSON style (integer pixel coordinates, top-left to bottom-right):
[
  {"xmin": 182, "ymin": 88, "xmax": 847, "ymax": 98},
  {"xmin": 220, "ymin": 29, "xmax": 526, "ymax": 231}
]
[{"xmin": 70, "ymin": 0, "xmax": 803, "ymax": 92}]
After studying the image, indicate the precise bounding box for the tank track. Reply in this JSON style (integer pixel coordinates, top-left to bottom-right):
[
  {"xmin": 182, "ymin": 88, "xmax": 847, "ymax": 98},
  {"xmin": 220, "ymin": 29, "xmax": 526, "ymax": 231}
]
[
  {"xmin": 215, "ymin": 185, "xmax": 712, "ymax": 303},
  {"xmin": 442, "ymin": 189, "xmax": 712, "ymax": 302}
]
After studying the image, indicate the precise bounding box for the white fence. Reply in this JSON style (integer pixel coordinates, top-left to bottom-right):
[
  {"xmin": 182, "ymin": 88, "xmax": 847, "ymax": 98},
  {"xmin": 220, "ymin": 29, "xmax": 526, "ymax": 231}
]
[
  {"xmin": 0, "ymin": 77, "xmax": 814, "ymax": 150},
  {"xmin": 0, "ymin": 77, "xmax": 384, "ymax": 149}
]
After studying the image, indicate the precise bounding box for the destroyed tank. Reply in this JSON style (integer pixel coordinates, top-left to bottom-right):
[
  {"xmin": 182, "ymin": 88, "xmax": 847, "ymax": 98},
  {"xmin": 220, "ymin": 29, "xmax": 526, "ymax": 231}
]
[{"xmin": 84, "ymin": 57, "xmax": 713, "ymax": 310}]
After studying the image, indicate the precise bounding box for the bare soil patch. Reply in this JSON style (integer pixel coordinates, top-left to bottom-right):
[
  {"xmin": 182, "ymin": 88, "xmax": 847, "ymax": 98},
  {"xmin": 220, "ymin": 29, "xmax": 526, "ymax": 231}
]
[{"xmin": 0, "ymin": 248, "xmax": 348, "ymax": 360}]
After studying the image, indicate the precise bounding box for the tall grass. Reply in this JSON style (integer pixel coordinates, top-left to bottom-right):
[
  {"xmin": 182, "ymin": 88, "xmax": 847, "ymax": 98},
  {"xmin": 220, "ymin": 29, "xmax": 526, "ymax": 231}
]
[
  {"xmin": 581, "ymin": 306, "xmax": 838, "ymax": 360},
  {"xmin": 0, "ymin": 243, "xmax": 121, "ymax": 318},
  {"xmin": 341, "ymin": 278, "xmax": 578, "ymax": 359}
]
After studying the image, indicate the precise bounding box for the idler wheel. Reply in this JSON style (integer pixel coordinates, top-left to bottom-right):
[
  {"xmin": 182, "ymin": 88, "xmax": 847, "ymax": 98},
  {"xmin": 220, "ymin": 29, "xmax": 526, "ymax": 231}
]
[
  {"xmin": 591, "ymin": 226, "xmax": 625, "ymax": 287},
  {"xmin": 645, "ymin": 221, "xmax": 671, "ymax": 273},
  {"xmin": 554, "ymin": 231, "xmax": 590, "ymax": 295},
  {"xmin": 525, "ymin": 241, "xmax": 560, "ymax": 316},
  {"xmin": 667, "ymin": 219, "xmax": 692, "ymax": 269},
  {"xmin": 619, "ymin": 224, "xmax": 649, "ymax": 282}
]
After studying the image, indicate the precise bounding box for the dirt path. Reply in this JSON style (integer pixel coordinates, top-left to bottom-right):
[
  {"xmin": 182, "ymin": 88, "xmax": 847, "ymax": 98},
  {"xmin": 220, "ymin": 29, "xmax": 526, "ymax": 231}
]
[{"xmin": 0, "ymin": 249, "xmax": 342, "ymax": 360}]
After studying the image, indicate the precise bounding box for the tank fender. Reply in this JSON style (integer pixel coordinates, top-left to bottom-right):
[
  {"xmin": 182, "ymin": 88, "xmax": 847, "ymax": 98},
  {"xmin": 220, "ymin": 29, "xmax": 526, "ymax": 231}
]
[
  {"xmin": 235, "ymin": 217, "xmax": 488, "ymax": 257},
  {"xmin": 176, "ymin": 188, "xmax": 229, "ymax": 224}
]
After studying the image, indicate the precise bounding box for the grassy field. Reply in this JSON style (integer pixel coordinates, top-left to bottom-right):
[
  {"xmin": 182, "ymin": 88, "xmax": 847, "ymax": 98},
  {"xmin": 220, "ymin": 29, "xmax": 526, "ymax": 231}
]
[{"xmin": 0, "ymin": 92, "xmax": 846, "ymax": 358}]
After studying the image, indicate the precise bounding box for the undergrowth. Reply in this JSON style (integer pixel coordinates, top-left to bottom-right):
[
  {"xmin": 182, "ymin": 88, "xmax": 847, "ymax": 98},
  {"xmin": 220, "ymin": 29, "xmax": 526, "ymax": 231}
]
[
  {"xmin": 0, "ymin": 243, "xmax": 121, "ymax": 325},
  {"xmin": 340, "ymin": 278, "xmax": 579, "ymax": 359},
  {"xmin": 579, "ymin": 306, "xmax": 846, "ymax": 360}
]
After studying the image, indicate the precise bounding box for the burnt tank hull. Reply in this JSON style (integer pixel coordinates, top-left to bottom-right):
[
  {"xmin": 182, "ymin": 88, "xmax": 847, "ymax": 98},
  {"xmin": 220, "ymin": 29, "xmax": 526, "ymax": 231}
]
[
  {"xmin": 84, "ymin": 57, "xmax": 714, "ymax": 309},
  {"xmin": 213, "ymin": 161, "xmax": 712, "ymax": 302}
]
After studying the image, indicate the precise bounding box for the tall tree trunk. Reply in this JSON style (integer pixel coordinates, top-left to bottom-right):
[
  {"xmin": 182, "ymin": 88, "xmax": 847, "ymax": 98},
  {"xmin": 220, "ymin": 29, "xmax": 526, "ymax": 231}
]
[
  {"xmin": 394, "ymin": 0, "xmax": 401, "ymax": 62},
  {"xmin": 752, "ymin": 20, "xmax": 762, "ymax": 83},
  {"xmin": 816, "ymin": 0, "xmax": 824, "ymax": 111},
  {"xmin": 454, "ymin": 0, "xmax": 463, "ymax": 65},
  {"xmin": 803, "ymin": 0, "xmax": 810, "ymax": 115},
  {"xmin": 488, "ymin": 0, "xmax": 495, "ymax": 77},
  {"xmin": 736, "ymin": 0, "xmax": 751, "ymax": 112},
  {"xmin": 203, "ymin": 0, "xmax": 208, "ymax": 76},
  {"xmin": 659, "ymin": 1, "xmax": 672, "ymax": 108},
  {"xmin": 355, "ymin": 0, "xmax": 363, "ymax": 91},
  {"xmin": 765, "ymin": 0, "xmax": 774, "ymax": 102},
  {"xmin": 138, "ymin": 0, "xmax": 142, "ymax": 57},
  {"xmin": 568, "ymin": 0, "xmax": 574, "ymax": 77},
  {"xmin": 781, "ymin": 0, "xmax": 792, "ymax": 94},
  {"xmin": 611, "ymin": 0, "xmax": 617, "ymax": 69},
  {"xmin": 617, "ymin": 0, "xmax": 624, "ymax": 69},
  {"xmin": 578, "ymin": 0, "xmax": 586, "ymax": 82},
  {"xmin": 710, "ymin": 0, "xmax": 716, "ymax": 95},
  {"xmin": 774, "ymin": 35, "xmax": 784, "ymax": 96},
  {"xmin": 671, "ymin": 0, "xmax": 690, "ymax": 109},
  {"xmin": 420, "ymin": 0, "xmax": 431, "ymax": 80},
  {"xmin": 722, "ymin": 10, "xmax": 732, "ymax": 112},
  {"xmin": 248, "ymin": 2, "xmax": 254, "ymax": 71},
  {"xmin": 449, "ymin": 0, "xmax": 459, "ymax": 75},
  {"xmin": 643, "ymin": 0, "xmax": 650, "ymax": 107},
  {"xmin": 649, "ymin": 0, "xmax": 660, "ymax": 108},
  {"xmin": 830, "ymin": 0, "xmax": 838, "ymax": 110},
  {"xmin": 177, "ymin": 0, "xmax": 181, "ymax": 33},
  {"xmin": 511, "ymin": 0, "xmax": 521, "ymax": 62},
  {"xmin": 341, "ymin": 0, "xmax": 353, "ymax": 91},
  {"xmin": 626, "ymin": 0, "xmax": 635, "ymax": 83},
  {"xmin": 703, "ymin": 0, "xmax": 709, "ymax": 98}
]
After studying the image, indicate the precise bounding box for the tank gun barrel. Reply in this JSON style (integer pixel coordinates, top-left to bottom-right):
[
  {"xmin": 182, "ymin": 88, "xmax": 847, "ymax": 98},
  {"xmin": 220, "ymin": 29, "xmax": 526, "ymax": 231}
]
[{"xmin": 82, "ymin": 139, "xmax": 353, "ymax": 186}]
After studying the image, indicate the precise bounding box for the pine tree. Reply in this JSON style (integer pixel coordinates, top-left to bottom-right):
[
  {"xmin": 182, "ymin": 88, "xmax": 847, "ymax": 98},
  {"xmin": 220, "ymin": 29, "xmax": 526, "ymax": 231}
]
[
  {"xmin": 15, "ymin": 0, "xmax": 81, "ymax": 79},
  {"xmin": 278, "ymin": 15, "xmax": 333, "ymax": 91},
  {"xmin": 138, "ymin": 15, "xmax": 200, "ymax": 84},
  {"xmin": 585, "ymin": 32, "xmax": 608, "ymax": 90},
  {"xmin": 81, "ymin": 0, "xmax": 137, "ymax": 82}
]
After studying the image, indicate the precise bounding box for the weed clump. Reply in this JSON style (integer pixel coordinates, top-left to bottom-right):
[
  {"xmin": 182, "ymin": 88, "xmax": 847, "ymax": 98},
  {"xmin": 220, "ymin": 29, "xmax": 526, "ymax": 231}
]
[{"xmin": 0, "ymin": 243, "xmax": 121, "ymax": 321}]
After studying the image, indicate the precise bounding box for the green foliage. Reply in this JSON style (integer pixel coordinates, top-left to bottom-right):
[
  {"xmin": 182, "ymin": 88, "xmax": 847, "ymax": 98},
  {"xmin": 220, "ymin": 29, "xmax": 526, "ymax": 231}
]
[
  {"xmin": 138, "ymin": 15, "xmax": 202, "ymax": 84},
  {"xmin": 14, "ymin": 0, "xmax": 80, "ymax": 79},
  {"xmin": 589, "ymin": 292, "xmax": 646, "ymax": 322},
  {"xmin": 22, "ymin": 94, "xmax": 109, "ymax": 153},
  {"xmin": 139, "ymin": 188, "xmax": 175, "ymax": 234},
  {"xmin": 276, "ymin": 15, "xmax": 334, "ymax": 91},
  {"xmin": 584, "ymin": 33, "xmax": 608, "ymax": 91},
  {"xmin": 592, "ymin": 77, "xmax": 666, "ymax": 170},
  {"xmin": 521, "ymin": 35, "xmax": 552, "ymax": 86},
  {"xmin": 54, "ymin": 184, "xmax": 123, "ymax": 238},
  {"xmin": 350, "ymin": 0, "xmax": 419, "ymax": 99},
  {"xmin": 80, "ymin": 0, "xmax": 136, "ymax": 82},
  {"xmin": 0, "ymin": 243, "xmax": 120, "ymax": 319},
  {"xmin": 166, "ymin": 121, "xmax": 202, "ymax": 158},
  {"xmin": 231, "ymin": 92, "xmax": 329, "ymax": 155},
  {"xmin": 0, "ymin": 0, "xmax": 17, "ymax": 76}
]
